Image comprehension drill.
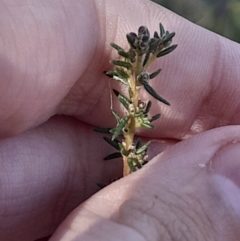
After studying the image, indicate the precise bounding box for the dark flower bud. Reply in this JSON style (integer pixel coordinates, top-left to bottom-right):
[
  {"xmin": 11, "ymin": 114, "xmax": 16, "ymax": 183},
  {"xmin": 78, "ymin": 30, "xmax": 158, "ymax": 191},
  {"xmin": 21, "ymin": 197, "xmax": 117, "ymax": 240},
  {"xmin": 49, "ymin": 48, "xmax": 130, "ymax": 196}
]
[
  {"xmin": 138, "ymin": 26, "xmax": 150, "ymax": 39},
  {"xmin": 126, "ymin": 32, "xmax": 138, "ymax": 49},
  {"xmin": 141, "ymin": 35, "xmax": 150, "ymax": 43},
  {"xmin": 138, "ymin": 38, "xmax": 149, "ymax": 55},
  {"xmin": 139, "ymin": 41, "xmax": 148, "ymax": 49},
  {"xmin": 149, "ymin": 38, "xmax": 160, "ymax": 53},
  {"xmin": 137, "ymin": 72, "xmax": 150, "ymax": 84},
  {"xmin": 154, "ymin": 31, "xmax": 160, "ymax": 39}
]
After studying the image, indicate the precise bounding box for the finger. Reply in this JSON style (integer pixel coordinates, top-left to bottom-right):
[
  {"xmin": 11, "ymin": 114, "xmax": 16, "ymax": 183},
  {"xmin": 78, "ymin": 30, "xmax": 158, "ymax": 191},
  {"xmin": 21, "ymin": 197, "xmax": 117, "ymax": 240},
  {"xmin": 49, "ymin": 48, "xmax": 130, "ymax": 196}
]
[
  {"xmin": 1, "ymin": 0, "xmax": 240, "ymax": 140},
  {"xmin": 0, "ymin": 115, "xmax": 176, "ymax": 241},
  {"xmin": 0, "ymin": 0, "xmax": 97, "ymax": 137},
  {"xmin": 59, "ymin": 0, "xmax": 240, "ymax": 140},
  {"xmin": 51, "ymin": 125, "xmax": 240, "ymax": 241},
  {"xmin": 0, "ymin": 116, "xmax": 123, "ymax": 241}
]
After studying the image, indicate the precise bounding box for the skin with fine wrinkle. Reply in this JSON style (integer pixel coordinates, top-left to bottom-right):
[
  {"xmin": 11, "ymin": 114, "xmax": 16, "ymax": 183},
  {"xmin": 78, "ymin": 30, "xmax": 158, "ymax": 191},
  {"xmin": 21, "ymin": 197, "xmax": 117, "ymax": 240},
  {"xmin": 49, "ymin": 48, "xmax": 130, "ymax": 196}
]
[{"xmin": 0, "ymin": 0, "xmax": 240, "ymax": 240}]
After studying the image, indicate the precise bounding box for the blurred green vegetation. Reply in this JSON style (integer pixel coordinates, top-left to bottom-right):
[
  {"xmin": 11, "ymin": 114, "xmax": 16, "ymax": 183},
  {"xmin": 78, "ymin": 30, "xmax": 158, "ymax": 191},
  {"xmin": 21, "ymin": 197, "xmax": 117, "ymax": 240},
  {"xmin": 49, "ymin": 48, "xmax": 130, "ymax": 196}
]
[{"xmin": 152, "ymin": 0, "xmax": 240, "ymax": 43}]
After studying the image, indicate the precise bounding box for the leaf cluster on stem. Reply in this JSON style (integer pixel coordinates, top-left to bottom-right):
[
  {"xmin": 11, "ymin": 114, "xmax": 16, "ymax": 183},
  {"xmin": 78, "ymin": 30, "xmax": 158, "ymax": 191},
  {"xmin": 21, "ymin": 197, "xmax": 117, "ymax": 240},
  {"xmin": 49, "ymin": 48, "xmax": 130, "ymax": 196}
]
[{"xmin": 94, "ymin": 23, "xmax": 177, "ymax": 176}]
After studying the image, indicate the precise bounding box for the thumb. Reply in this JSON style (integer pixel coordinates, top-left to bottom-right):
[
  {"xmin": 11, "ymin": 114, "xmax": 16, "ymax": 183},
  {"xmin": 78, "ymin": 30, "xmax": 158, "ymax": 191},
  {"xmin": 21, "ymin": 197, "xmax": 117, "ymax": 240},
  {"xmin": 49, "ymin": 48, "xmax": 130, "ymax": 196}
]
[
  {"xmin": 50, "ymin": 126, "xmax": 240, "ymax": 241},
  {"xmin": 210, "ymin": 138, "xmax": 240, "ymax": 216}
]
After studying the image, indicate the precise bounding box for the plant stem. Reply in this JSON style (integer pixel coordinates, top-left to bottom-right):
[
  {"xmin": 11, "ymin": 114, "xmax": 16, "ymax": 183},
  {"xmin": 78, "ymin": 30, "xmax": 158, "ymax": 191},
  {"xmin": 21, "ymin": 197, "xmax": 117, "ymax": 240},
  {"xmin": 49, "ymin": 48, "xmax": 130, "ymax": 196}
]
[
  {"xmin": 122, "ymin": 72, "xmax": 141, "ymax": 176},
  {"xmin": 102, "ymin": 23, "xmax": 177, "ymax": 177},
  {"xmin": 123, "ymin": 156, "xmax": 130, "ymax": 176}
]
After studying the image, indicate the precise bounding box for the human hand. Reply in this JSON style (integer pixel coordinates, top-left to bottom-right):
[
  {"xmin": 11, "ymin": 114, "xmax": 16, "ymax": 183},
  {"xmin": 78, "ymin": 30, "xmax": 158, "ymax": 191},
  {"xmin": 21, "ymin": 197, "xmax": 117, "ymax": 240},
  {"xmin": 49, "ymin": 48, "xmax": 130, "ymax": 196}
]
[{"xmin": 0, "ymin": 0, "xmax": 240, "ymax": 240}]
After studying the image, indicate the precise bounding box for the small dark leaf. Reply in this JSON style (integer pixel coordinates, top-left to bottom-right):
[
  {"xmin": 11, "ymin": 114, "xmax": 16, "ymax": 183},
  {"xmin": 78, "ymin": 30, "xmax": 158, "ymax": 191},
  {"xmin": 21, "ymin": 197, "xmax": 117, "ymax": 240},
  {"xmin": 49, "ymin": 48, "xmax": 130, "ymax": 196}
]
[
  {"xmin": 93, "ymin": 127, "xmax": 111, "ymax": 134},
  {"xmin": 141, "ymin": 35, "xmax": 149, "ymax": 43},
  {"xmin": 104, "ymin": 152, "xmax": 122, "ymax": 160},
  {"xmin": 118, "ymin": 50, "xmax": 129, "ymax": 59},
  {"xmin": 136, "ymin": 141, "xmax": 151, "ymax": 155},
  {"xmin": 110, "ymin": 43, "xmax": 124, "ymax": 52},
  {"xmin": 97, "ymin": 183, "xmax": 106, "ymax": 189},
  {"xmin": 113, "ymin": 89, "xmax": 131, "ymax": 110},
  {"xmin": 140, "ymin": 121, "xmax": 153, "ymax": 129},
  {"xmin": 159, "ymin": 23, "xmax": 165, "ymax": 37},
  {"xmin": 112, "ymin": 116, "xmax": 130, "ymax": 140},
  {"xmin": 143, "ymin": 83, "xmax": 170, "ymax": 106},
  {"xmin": 149, "ymin": 69, "xmax": 161, "ymax": 79},
  {"xmin": 144, "ymin": 101, "xmax": 152, "ymax": 114},
  {"xmin": 138, "ymin": 115, "xmax": 154, "ymax": 128},
  {"xmin": 142, "ymin": 51, "xmax": 151, "ymax": 67},
  {"xmin": 111, "ymin": 60, "xmax": 132, "ymax": 69},
  {"xmin": 114, "ymin": 67, "xmax": 129, "ymax": 79},
  {"xmin": 104, "ymin": 70, "xmax": 114, "ymax": 78},
  {"xmin": 142, "ymin": 160, "xmax": 148, "ymax": 165},
  {"xmin": 150, "ymin": 113, "xmax": 161, "ymax": 122},
  {"xmin": 113, "ymin": 76, "xmax": 129, "ymax": 85},
  {"xmin": 126, "ymin": 32, "xmax": 137, "ymax": 49},
  {"xmin": 136, "ymin": 138, "xmax": 142, "ymax": 149},
  {"xmin": 103, "ymin": 136, "xmax": 120, "ymax": 150},
  {"xmin": 112, "ymin": 89, "xmax": 120, "ymax": 97},
  {"xmin": 138, "ymin": 26, "xmax": 150, "ymax": 39},
  {"xmin": 156, "ymin": 44, "xmax": 178, "ymax": 58},
  {"xmin": 104, "ymin": 70, "xmax": 128, "ymax": 85},
  {"xmin": 154, "ymin": 31, "xmax": 160, "ymax": 39},
  {"xmin": 162, "ymin": 32, "xmax": 175, "ymax": 45},
  {"xmin": 149, "ymin": 38, "xmax": 160, "ymax": 53}
]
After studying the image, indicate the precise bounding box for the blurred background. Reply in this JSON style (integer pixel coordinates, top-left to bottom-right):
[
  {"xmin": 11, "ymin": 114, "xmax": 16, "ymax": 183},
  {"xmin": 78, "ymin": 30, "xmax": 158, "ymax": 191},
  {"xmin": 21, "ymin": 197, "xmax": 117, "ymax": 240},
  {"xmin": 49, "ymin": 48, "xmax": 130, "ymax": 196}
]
[{"xmin": 152, "ymin": 0, "xmax": 240, "ymax": 43}]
